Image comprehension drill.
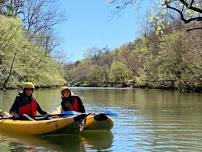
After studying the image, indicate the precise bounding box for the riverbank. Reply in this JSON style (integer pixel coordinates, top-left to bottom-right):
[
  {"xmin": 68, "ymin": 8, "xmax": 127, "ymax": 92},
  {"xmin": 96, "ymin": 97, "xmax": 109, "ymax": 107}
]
[
  {"xmin": 0, "ymin": 84, "xmax": 67, "ymax": 91},
  {"xmin": 1, "ymin": 81, "xmax": 201, "ymax": 93},
  {"xmin": 70, "ymin": 81, "xmax": 202, "ymax": 93}
]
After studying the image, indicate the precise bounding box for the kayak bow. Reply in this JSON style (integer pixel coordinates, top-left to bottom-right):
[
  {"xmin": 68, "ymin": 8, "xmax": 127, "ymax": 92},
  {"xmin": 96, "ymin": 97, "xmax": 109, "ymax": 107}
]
[{"xmin": 0, "ymin": 115, "xmax": 83, "ymax": 135}]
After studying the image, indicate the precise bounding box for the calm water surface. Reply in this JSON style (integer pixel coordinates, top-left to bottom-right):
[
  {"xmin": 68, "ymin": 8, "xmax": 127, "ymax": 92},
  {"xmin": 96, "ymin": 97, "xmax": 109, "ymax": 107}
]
[{"xmin": 0, "ymin": 88, "xmax": 202, "ymax": 152}]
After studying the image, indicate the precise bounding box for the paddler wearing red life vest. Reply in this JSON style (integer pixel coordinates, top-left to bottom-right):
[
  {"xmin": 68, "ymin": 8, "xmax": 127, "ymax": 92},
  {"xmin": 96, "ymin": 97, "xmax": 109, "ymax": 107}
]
[
  {"xmin": 60, "ymin": 87, "xmax": 85, "ymax": 113},
  {"xmin": 9, "ymin": 82, "xmax": 47, "ymax": 119}
]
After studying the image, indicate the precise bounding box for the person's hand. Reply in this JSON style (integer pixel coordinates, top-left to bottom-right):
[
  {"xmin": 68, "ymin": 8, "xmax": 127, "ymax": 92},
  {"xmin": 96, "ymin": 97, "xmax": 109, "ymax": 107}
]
[{"xmin": 11, "ymin": 112, "xmax": 20, "ymax": 119}]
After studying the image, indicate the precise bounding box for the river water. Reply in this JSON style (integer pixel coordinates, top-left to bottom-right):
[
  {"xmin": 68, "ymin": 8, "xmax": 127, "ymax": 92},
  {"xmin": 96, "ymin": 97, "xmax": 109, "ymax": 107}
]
[{"xmin": 0, "ymin": 88, "xmax": 202, "ymax": 152}]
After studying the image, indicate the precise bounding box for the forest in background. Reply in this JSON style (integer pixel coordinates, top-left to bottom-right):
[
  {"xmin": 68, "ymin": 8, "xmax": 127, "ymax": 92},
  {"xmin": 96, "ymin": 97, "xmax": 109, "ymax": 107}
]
[
  {"xmin": 0, "ymin": 0, "xmax": 202, "ymax": 92},
  {"xmin": 64, "ymin": 0, "xmax": 202, "ymax": 92}
]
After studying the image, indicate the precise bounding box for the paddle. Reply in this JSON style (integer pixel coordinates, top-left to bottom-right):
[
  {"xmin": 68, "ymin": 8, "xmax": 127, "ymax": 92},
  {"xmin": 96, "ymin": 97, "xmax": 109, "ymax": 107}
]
[
  {"xmin": 34, "ymin": 110, "xmax": 117, "ymax": 118},
  {"xmin": 0, "ymin": 113, "xmax": 85, "ymax": 119},
  {"xmin": 61, "ymin": 110, "xmax": 118, "ymax": 117},
  {"xmin": 0, "ymin": 117, "xmax": 14, "ymax": 120},
  {"xmin": 0, "ymin": 111, "xmax": 117, "ymax": 120},
  {"xmin": 0, "ymin": 114, "xmax": 87, "ymax": 123},
  {"xmin": 34, "ymin": 113, "xmax": 79, "ymax": 118},
  {"xmin": 103, "ymin": 110, "xmax": 118, "ymax": 117},
  {"xmin": 34, "ymin": 113, "xmax": 88, "ymax": 122}
]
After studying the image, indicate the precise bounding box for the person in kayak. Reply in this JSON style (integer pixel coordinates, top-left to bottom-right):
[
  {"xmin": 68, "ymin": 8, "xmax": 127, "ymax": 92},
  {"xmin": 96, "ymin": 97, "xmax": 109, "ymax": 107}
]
[
  {"xmin": 60, "ymin": 87, "xmax": 85, "ymax": 113},
  {"xmin": 9, "ymin": 82, "xmax": 47, "ymax": 120}
]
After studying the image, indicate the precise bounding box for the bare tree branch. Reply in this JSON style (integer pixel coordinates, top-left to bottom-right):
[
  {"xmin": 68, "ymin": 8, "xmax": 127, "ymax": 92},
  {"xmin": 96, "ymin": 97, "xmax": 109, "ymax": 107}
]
[
  {"xmin": 179, "ymin": 0, "xmax": 202, "ymax": 13},
  {"xmin": 164, "ymin": 1, "xmax": 202, "ymax": 24},
  {"xmin": 186, "ymin": 26, "xmax": 202, "ymax": 31}
]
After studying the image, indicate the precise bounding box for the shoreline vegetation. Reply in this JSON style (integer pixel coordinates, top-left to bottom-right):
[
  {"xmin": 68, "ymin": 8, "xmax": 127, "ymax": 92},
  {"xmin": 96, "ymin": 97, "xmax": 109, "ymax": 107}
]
[
  {"xmin": 0, "ymin": 1, "xmax": 66, "ymax": 90},
  {"xmin": 2, "ymin": 82, "xmax": 202, "ymax": 93},
  {"xmin": 63, "ymin": 28, "xmax": 202, "ymax": 93},
  {"xmin": 0, "ymin": 1, "xmax": 201, "ymax": 93},
  {"xmin": 63, "ymin": 2, "xmax": 202, "ymax": 93}
]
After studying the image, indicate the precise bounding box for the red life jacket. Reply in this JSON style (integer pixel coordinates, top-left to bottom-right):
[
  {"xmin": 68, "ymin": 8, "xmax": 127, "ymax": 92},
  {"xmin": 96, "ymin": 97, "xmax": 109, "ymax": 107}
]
[
  {"xmin": 18, "ymin": 98, "xmax": 38, "ymax": 116},
  {"xmin": 65, "ymin": 96, "xmax": 80, "ymax": 112}
]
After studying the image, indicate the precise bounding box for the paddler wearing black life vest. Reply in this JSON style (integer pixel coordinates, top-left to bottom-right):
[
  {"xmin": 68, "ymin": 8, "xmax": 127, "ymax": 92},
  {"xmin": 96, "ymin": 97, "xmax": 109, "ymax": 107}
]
[
  {"xmin": 9, "ymin": 82, "xmax": 47, "ymax": 120},
  {"xmin": 60, "ymin": 87, "xmax": 85, "ymax": 113}
]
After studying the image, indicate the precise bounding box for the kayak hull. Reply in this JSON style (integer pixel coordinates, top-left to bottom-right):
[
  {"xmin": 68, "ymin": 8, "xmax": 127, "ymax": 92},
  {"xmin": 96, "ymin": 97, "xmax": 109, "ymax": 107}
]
[
  {"xmin": 0, "ymin": 117, "xmax": 80, "ymax": 135},
  {"xmin": 83, "ymin": 114, "xmax": 114, "ymax": 131}
]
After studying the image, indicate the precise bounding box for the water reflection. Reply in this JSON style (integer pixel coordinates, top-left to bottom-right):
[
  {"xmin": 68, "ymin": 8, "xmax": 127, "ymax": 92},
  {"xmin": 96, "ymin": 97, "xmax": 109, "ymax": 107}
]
[
  {"xmin": 0, "ymin": 132, "xmax": 85, "ymax": 152},
  {"xmin": 81, "ymin": 131, "xmax": 113, "ymax": 151},
  {"xmin": 0, "ymin": 131, "xmax": 113, "ymax": 152}
]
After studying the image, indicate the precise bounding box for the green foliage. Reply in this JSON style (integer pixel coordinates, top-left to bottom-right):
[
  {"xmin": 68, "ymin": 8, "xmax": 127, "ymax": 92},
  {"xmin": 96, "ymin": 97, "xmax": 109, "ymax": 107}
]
[
  {"xmin": 109, "ymin": 61, "xmax": 129, "ymax": 84},
  {"xmin": 86, "ymin": 65, "xmax": 107, "ymax": 86},
  {"xmin": 0, "ymin": 16, "xmax": 66, "ymax": 88},
  {"xmin": 64, "ymin": 16, "xmax": 202, "ymax": 92}
]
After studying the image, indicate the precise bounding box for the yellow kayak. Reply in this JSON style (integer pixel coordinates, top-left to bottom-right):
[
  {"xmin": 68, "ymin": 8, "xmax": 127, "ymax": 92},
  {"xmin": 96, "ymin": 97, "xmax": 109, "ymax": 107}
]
[
  {"xmin": 83, "ymin": 114, "xmax": 114, "ymax": 131},
  {"xmin": 53, "ymin": 107, "xmax": 114, "ymax": 131},
  {"xmin": 0, "ymin": 116, "xmax": 81, "ymax": 135}
]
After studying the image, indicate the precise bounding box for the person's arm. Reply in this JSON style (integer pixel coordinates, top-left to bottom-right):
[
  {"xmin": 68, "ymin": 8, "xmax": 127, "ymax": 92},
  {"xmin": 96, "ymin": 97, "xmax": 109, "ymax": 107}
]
[
  {"xmin": 61, "ymin": 100, "xmax": 67, "ymax": 112},
  {"xmin": 9, "ymin": 96, "xmax": 20, "ymax": 118},
  {"xmin": 77, "ymin": 96, "xmax": 85, "ymax": 113},
  {"xmin": 36, "ymin": 102, "xmax": 47, "ymax": 115}
]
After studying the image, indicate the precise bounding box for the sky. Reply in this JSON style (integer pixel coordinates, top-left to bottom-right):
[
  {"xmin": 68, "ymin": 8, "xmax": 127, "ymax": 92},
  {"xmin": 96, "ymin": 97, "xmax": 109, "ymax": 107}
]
[{"xmin": 55, "ymin": 0, "xmax": 152, "ymax": 62}]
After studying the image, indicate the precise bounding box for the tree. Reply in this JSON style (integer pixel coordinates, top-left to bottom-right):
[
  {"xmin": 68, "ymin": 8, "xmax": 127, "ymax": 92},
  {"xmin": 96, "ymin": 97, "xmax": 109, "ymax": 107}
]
[
  {"xmin": 117, "ymin": 43, "xmax": 142, "ymax": 77},
  {"xmin": 0, "ymin": 0, "xmax": 17, "ymax": 16},
  {"xmin": 0, "ymin": 16, "xmax": 24, "ymax": 88},
  {"xmin": 108, "ymin": 0, "xmax": 202, "ymax": 30},
  {"xmin": 109, "ymin": 61, "xmax": 129, "ymax": 85},
  {"xmin": 0, "ymin": 0, "xmax": 63, "ymax": 68},
  {"xmin": 0, "ymin": 0, "xmax": 62, "ymax": 35},
  {"xmin": 0, "ymin": 16, "xmax": 66, "ymax": 89},
  {"xmin": 164, "ymin": 0, "xmax": 202, "ymax": 23}
]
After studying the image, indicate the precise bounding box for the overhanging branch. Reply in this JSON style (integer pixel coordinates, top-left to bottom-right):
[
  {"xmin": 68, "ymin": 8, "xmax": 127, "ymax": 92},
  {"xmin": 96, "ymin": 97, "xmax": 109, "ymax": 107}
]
[
  {"xmin": 179, "ymin": 0, "xmax": 202, "ymax": 13},
  {"xmin": 186, "ymin": 27, "xmax": 202, "ymax": 31},
  {"xmin": 164, "ymin": 2, "xmax": 202, "ymax": 24}
]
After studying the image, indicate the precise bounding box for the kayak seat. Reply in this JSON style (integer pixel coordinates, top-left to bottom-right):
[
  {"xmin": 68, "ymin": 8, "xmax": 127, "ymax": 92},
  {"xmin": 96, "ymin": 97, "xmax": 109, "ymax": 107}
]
[
  {"xmin": 74, "ymin": 114, "xmax": 87, "ymax": 122},
  {"xmin": 94, "ymin": 113, "xmax": 108, "ymax": 121}
]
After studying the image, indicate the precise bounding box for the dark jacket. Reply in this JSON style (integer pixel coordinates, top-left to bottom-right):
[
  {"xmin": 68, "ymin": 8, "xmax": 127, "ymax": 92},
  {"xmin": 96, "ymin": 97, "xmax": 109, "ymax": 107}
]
[
  {"xmin": 61, "ymin": 96, "xmax": 85, "ymax": 113},
  {"xmin": 10, "ymin": 92, "xmax": 47, "ymax": 116}
]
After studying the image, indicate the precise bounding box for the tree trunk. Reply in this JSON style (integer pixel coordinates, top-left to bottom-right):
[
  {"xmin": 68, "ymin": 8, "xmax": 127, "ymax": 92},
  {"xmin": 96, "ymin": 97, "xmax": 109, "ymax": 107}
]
[{"xmin": 3, "ymin": 49, "xmax": 18, "ymax": 89}]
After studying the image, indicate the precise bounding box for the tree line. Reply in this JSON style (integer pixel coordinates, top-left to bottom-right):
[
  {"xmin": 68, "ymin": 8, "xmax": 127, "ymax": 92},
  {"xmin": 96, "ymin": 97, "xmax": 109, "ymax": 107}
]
[
  {"xmin": 64, "ymin": 0, "xmax": 202, "ymax": 92},
  {"xmin": 0, "ymin": 0, "xmax": 66, "ymax": 89}
]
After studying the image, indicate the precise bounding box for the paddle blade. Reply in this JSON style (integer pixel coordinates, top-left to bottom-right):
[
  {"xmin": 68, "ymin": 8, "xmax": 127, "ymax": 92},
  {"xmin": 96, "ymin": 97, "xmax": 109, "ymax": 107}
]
[
  {"xmin": 62, "ymin": 111, "xmax": 81, "ymax": 116},
  {"xmin": 104, "ymin": 110, "xmax": 118, "ymax": 117}
]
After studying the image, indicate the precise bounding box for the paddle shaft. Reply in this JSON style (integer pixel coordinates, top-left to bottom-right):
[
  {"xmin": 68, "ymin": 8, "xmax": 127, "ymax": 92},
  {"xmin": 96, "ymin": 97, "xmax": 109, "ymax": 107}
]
[
  {"xmin": 34, "ymin": 113, "xmax": 73, "ymax": 118},
  {"xmin": 61, "ymin": 111, "xmax": 117, "ymax": 117},
  {"xmin": 0, "ymin": 117, "xmax": 14, "ymax": 120},
  {"xmin": 0, "ymin": 111, "xmax": 117, "ymax": 119}
]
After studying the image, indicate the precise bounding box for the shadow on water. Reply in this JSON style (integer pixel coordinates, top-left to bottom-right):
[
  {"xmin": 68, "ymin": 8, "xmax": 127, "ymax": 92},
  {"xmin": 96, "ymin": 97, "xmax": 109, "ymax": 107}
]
[
  {"xmin": 81, "ymin": 130, "xmax": 113, "ymax": 151},
  {"xmin": 0, "ymin": 131, "xmax": 113, "ymax": 152}
]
